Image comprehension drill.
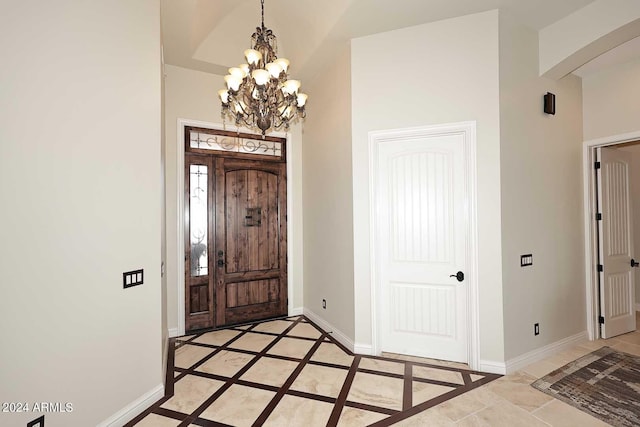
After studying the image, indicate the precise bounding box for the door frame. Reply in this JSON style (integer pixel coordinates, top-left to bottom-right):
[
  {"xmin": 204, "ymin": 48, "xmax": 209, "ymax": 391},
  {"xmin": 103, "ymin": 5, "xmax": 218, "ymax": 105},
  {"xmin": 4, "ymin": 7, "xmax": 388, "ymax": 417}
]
[
  {"xmin": 368, "ymin": 121, "xmax": 480, "ymax": 370},
  {"xmin": 176, "ymin": 118, "xmax": 294, "ymax": 336},
  {"xmin": 583, "ymin": 129, "xmax": 640, "ymax": 341}
]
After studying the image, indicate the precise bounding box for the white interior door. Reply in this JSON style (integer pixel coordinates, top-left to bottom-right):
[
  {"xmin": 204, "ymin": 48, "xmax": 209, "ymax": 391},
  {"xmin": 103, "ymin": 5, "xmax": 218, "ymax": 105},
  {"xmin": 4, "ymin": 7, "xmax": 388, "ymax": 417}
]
[
  {"xmin": 597, "ymin": 147, "xmax": 637, "ymax": 338},
  {"xmin": 376, "ymin": 132, "xmax": 468, "ymax": 363}
]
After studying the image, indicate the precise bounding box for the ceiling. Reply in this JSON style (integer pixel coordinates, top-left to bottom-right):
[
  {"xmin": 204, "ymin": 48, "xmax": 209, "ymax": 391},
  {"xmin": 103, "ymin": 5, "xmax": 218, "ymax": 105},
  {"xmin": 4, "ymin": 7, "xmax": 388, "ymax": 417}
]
[
  {"xmin": 161, "ymin": 0, "xmax": 638, "ymax": 83},
  {"xmin": 573, "ymin": 35, "xmax": 640, "ymax": 77}
]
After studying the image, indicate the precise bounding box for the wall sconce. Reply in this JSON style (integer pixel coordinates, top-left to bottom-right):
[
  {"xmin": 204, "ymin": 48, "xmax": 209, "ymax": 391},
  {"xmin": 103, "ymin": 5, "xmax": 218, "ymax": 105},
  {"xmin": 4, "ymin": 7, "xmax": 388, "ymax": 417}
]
[{"xmin": 544, "ymin": 92, "xmax": 556, "ymax": 115}]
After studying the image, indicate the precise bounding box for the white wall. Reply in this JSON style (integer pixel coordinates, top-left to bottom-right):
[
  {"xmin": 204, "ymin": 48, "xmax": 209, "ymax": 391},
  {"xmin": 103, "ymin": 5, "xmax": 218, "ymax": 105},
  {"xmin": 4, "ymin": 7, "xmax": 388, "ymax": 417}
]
[
  {"xmin": 302, "ymin": 44, "xmax": 355, "ymax": 339},
  {"xmin": 351, "ymin": 11, "xmax": 505, "ymax": 362},
  {"xmin": 583, "ymin": 58, "xmax": 640, "ymax": 141},
  {"xmin": 161, "ymin": 44, "xmax": 169, "ymax": 373},
  {"xmin": 0, "ymin": 1, "xmax": 162, "ymax": 426},
  {"xmin": 163, "ymin": 65, "xmax": 304, "ymax": 333},
  {"xmin": 499, "ymin": 13, "xmax": 585, "ymax": 361}
]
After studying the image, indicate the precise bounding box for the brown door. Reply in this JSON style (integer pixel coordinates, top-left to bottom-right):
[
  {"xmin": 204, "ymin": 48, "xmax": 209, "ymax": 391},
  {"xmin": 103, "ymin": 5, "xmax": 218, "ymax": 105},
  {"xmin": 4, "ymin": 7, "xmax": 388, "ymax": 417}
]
[
  {"xmin": 185, "ymin": 141, "xmax": 287, "ymax": 332},
  {"xmin": 215, "ymin": 158, "xmax": 287, "ymax": 326}
]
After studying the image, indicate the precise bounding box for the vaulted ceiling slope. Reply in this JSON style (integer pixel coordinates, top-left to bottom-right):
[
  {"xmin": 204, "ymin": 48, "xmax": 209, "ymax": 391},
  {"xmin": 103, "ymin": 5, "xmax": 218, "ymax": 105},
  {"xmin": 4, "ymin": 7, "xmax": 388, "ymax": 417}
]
[
  {"xmin": 161, "ymin": 0, "xmax": 597, "ymax": 82},
  {"xmin": 162, "ymin": 0, "xmax": 593, "ymax": 78}
]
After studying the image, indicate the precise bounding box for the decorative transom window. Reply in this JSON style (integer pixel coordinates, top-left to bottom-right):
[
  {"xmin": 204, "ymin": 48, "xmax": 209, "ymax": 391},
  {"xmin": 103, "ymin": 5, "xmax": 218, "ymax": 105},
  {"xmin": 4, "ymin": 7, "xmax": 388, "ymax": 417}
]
[{"xmin": 189, "ymin": 129, "xmax": 283, "ymax": 159}]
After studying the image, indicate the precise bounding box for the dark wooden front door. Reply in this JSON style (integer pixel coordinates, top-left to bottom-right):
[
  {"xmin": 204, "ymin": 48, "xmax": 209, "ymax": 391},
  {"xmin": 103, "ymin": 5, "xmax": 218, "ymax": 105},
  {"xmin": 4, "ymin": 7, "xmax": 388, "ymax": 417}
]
[{"xmin": 185, "ymin": 128, "xmax": 287, "ymax": 332}]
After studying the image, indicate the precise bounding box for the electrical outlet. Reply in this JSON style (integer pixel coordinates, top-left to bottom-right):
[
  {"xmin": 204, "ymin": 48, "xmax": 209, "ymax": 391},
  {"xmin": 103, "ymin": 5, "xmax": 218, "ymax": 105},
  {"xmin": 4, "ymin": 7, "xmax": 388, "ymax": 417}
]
[
  {"xmin": 534, "ymin": 323, "xmax": 540, "ymax": 336},
  {"xmin": 322, "ymin": 299, "xmax": 326, "ymax": 309}
]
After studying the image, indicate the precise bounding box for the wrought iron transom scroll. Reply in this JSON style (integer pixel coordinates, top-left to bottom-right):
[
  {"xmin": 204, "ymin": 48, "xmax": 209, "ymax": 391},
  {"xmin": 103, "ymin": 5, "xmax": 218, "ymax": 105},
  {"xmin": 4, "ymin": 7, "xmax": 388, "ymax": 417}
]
[{"xmin": 190, "ymin": 131, "xmax": 282, "ymax": 158}]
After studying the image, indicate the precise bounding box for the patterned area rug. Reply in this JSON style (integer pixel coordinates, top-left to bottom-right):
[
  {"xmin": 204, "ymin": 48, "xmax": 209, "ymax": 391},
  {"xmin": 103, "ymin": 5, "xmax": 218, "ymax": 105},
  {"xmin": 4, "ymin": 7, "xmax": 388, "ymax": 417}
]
[{"xmin": 532, "ymin": 346, "xmax": 640, "ymax": 427}]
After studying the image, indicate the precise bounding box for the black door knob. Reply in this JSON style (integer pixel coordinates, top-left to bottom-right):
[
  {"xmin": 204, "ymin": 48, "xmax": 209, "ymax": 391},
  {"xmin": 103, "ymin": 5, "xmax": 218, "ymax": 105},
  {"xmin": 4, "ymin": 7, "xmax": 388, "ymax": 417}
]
[
  {"xmin": 217, "ymin": 259, "xmax": 225, "ymax": 267},
  {"xmin": 450, "ymin": 271, "xmax": 464, "ymax": 282},
  {"xmin": 632, "ymin": 259, "xmax": 639, "ymax": 268}
]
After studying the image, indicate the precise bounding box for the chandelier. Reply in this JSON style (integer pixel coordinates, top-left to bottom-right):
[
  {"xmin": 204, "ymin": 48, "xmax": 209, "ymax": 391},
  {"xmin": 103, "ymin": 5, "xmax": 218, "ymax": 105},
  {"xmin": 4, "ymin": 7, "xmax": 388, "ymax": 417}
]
[{"xmin": 218, "ymin": 0, "xmax": 307, "ymax": 136}]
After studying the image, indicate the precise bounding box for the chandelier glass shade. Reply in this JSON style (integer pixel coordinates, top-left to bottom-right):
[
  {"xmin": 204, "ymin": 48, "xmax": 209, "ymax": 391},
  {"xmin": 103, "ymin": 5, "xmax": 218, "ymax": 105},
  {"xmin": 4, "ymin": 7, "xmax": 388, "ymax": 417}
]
[{"xmin": 218, "ymin": 0, "xmax": 307, "ymax": 136}]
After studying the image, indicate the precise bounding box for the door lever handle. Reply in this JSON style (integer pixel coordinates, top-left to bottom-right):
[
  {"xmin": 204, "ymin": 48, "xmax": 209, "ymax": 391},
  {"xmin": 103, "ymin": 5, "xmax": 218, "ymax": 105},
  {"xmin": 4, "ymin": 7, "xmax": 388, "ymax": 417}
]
[
  {"xmin": 450, "ymin": 271, "xmax": 464, "ymax": 282},
  {"xmin": 632, "ymin": 259, "xmax": 639, "ymax": 268}
]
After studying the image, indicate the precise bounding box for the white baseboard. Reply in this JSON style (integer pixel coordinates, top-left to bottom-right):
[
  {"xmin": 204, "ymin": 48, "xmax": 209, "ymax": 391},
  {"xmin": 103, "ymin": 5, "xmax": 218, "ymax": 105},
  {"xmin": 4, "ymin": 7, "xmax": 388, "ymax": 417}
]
[
  {"xmin": 289, "ymin": 306, "xmax": 304, "ymax": 316},
  {"xmin": 303, "ymin": 308, "xmax": 355, "ymax": 352},
  {"xmin": 479, "ymin": 360, "xmax": 507, "ymax": 375},
  {"xmin": 505, "ymin": 330, "xmax": 588, "ymax": 375},
  {"xmin": 162, "ymin": 338, "xmax": 169, "ymax": 388},
  {"xmin": 98, "ymin": 384, "xmax": 164, "ymax": 427},
  {"xmin": 353, "ymin": 343, "xmax": 375, "ymax": 356},
  {"xmin": 168, "ymin": 327, "xmax": 179, "ymax": 338}
]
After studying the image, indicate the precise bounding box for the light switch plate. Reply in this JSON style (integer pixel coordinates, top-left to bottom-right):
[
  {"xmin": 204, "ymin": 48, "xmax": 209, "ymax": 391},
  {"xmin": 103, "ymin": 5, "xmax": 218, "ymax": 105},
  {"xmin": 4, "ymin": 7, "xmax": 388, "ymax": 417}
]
[
  {"xmin": 123, "ymin": 269, "xmax": 144, "ymax": 289},
  {"xmin": 521, "ymin": 254, "xmax": 533, "ymax": 267}
]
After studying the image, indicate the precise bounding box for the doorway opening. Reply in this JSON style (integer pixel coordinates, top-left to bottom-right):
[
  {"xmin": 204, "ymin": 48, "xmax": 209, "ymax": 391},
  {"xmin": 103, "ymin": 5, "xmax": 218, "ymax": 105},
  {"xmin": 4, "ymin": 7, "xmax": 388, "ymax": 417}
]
[
  {"xmin": 583, "ymin": 131, "xmax": 640, "ymax": 340},
  {"xmin": 368, "ymin": 121, "xmax": 480, "ymax": 371},
  {"xmin": 184, "ymin": 126, "xmax": 288, "ymax": 332}
]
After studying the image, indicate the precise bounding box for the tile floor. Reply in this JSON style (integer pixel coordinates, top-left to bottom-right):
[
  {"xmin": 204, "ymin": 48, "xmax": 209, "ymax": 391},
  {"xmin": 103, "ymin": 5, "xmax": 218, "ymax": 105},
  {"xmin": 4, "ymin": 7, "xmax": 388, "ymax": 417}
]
[{"xmin": 127, "ymin": 315, "xmax": 640, "ymax": 426}]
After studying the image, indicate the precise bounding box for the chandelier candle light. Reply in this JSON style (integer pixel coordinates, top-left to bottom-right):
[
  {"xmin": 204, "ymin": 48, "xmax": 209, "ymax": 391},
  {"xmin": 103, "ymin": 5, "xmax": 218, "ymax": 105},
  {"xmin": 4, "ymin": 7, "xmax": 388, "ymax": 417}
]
[{"xmin": 219, "ymin": 0, "xmax": 308, "ymax": 136}]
